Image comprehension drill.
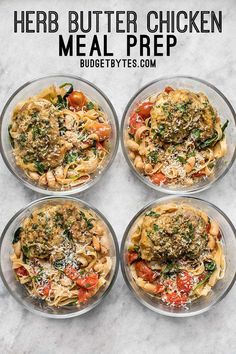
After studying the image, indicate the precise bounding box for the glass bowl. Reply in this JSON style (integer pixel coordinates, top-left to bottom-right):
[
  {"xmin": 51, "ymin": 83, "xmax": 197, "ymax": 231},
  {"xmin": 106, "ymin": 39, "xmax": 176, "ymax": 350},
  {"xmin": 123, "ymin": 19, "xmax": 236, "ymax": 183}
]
[
  {"xmin": 120, "ymin": 196, "xmax": 236, "ymax": 317},
  {"xmin": 0, "ymin": 74, "xmax": 119, "ymax": 195},
  {"xmin": 0, "ymin": 196, "xmax": 119, "ymax": 318},
  {"xmin": 121, "ymin": 76, "xmax": 236, "ymax": 194}
]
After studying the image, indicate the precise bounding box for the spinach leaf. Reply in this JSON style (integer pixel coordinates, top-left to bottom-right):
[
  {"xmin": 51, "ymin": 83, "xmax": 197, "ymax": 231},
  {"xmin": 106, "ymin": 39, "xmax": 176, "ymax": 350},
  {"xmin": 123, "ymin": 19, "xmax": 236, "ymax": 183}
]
[
  {"xmin": 221, "ymin": 120, "xmax": 229, "ymax": 134},
  {"xmin": 59, "ymin": 83, "xmax": 74, "ymax": 98},
  {"xmin": 86, "ymin": 101, "xmax": 94, "ymax": 110},
  {"xmin": 34, "ymin": 161, "xmax": 45, "ymax": 175},
  {"xmin": 148, "ymin": 150, "xmax": 159, "ymax": 164},
  {"xmin": 56, "ymin": 95, "xmax": 67, "ymax": 110},
  {"xmin": 153, "ymin": 224, "xmax": 159, "ymax": 232},
  {"xmin": 8, "ymin": 125, "xmax": 14, "ymax": 147},
  {"xmin": 145, "ymin": 211, "xmax": 160, "ymax": 217},
  {"xmin": 204, "ymin": 260, "xmax": 216, "ymax": 272},
  {"xmin": 12, "ymin": 227, "xmax": 23, "ymax": 244},
  {"xmin": 191, "ymin": 129, "xmax": 201, "ymax": 140},
  {"xmin": 54, "ymin": 259, "xmax": 66, "ymax": 271}
]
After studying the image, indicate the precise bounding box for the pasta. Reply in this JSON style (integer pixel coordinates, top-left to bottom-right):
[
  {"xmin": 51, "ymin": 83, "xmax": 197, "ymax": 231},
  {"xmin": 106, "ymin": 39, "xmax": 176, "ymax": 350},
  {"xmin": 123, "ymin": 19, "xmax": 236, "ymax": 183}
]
[
  {"xmin": 11, "ymin": 202, "xmax": 112, "ymax": 307},
  {"xmin": 9, "ymin": 84, "xmax": 111, "ymax": 190},
  {"xmin": 127, "ymin": 203, "xmax": 225, "ymax": 307},
  {"xmin": 126, "ymin": 87, "xmax": 229, "ymax": 188}
]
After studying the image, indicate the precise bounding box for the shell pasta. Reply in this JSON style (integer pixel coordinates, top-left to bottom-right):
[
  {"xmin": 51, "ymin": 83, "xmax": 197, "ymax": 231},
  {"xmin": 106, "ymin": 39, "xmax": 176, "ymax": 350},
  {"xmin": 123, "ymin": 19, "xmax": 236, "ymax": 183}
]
[
  {"xmin": 9, "ymin": 84, "xmax": 112, "ymax": 190},
  {"xmin": 126, "ymin": 87, "xmax": 228, "ymax": 188},
  {"xmin": 11, "ymin": 202, "xmax": 112, "ymax": 307},
  {"xmin": 127, "ymin": 203, "xmax": 225, "ymax": 307}
]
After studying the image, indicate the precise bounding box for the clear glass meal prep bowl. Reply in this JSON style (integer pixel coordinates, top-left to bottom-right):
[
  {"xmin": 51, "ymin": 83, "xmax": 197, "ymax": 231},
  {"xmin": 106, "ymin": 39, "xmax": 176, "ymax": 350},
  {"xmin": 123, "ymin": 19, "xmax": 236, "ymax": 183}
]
[
  {"xmin": 0, "ymin": 74, "xmax": 119, "ymax": 195},
  {"xmin": 121, "ymin": 76, "xmax": 236, "ymax": 194},
  {"xmin": 0, "ymin": 196, "xmax": 119, "ymax": 319},
  {"xmin": 120, "ymin": 195, "xmax": 236, "ymax": 317}
]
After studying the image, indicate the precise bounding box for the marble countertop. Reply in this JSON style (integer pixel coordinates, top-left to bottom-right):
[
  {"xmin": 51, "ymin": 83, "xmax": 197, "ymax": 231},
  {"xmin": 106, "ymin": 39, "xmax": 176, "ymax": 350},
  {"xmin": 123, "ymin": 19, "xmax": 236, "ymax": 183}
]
[{"xmin": 0, "ymin": 0, "xmax": 236, "ymax": 353}]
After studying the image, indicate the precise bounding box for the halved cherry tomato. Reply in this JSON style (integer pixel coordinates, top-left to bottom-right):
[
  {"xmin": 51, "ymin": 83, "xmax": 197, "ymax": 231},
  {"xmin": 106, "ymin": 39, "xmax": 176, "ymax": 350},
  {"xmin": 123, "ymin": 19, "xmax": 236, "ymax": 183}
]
[
  {"xmin": 163, "ymin": 292, "xmax": 188, "ymax": 306},
  {"xmin": 165, "ymin": 86, "xmax": 174, "ymax": 94},
  {"xmin": 192, "ymin": 170, "xmax": 206, "ymax": 178},
  {"xmin": 68, "ymin": 91, "xmax": 87, "ymax": 109},
  {"xmin": 176, "ymin": 271, "xmax": 193, "ymax": 294},
  {"xmin": 150, "ymin": 172, "xmax": 167, "ymax": 185},
  {"xmin": 40, "ymin": 282, "xmax": 51, "ymax": 297},
  {"xmin": 15, "ymin": 266, "xmax": 28, "ymax": 277},
  {"xmin": 127, "ymin": 250, "xmax": 139, "ymax": 264},
  {"xmin": 64, "ymin": 265, "xmax": 79, "ymax": 281},
  {"xmin": 136, "ymin": 102, "xmax": 154, "ymax": 119},
  {"xmin": 129, "ymin": 112, "xmax": 145, "ymax": 135},
  {"xmin": 155, "ymin": 283, "xmax": 165, "ymax": 294},
  {"xmin": 76, "ymin": 273, "xmax": 99, "ymax": 290},
  {"xmin": 89, "ymin": 122, "xmax": 111, "ymax": 141},
  {"xmin": 78, "ymin": 288, "xmax": 91, "ymax": 303},
  {"xmin": 135, "ymin": 261, "xmax": 156, "ymax": 282}
]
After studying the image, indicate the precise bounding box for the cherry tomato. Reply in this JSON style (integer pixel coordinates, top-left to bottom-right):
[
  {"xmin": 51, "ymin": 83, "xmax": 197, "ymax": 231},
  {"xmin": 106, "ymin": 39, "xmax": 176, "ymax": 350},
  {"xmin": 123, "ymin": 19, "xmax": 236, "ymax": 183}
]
[
  {"xmin": 163, "ymin": 292, "xmax": 188, "ymax": 306},
  {"xmin": 176, "ymin": 271, "xmax": 193, "ymax": 294},
  {"xmin": 192, "ymin": 170, "xmax": 206, "ymax": 178},
  {"xmin": 76, "ymin": 273, "xmax": 99, "ymax": 290},
  {"xmin": 41, "ymin": 282, "xmax": 51, "ymax": 297},
  {"xmin": 155, "ymin": 283, "xmax": 165, "ymax": 294},
  {"xmin": 127, "ymin": 250, "xmax": 139, "ymax": 264},
  {"xmin": 129, "ymin": 112, "xmax": 145, "ymax": 135},
  {"xmin": 89, "ymin": 122, "xmax": 111, "ymax": 141},
  {"xmin": 64, "ymin": 265, "xmax": 79, "ymax": 281},
  {"xmin": 15, "ymin": 266, "xmax": 28, "ymax": 277},
  {"xmin": 78, "ymin": 288, "xmax": 91, "ymax": 303},
  {"xmin": 68, "ymin": 91, "xmax": 87, "ymax": 109},
  {"xmin": 150, "ymin": 172, "xmax": 167, "ymax": 185},
  {"xmin": 135, "ymin": 261, "xmax": 156, "ymax": 282},
  {"xmin": 165, "ymin": 86, "xmax": 174, "ymax": 94},
  {"xmin": 136, "ymin": 102, "xmax": 154, "ymax": 119}
]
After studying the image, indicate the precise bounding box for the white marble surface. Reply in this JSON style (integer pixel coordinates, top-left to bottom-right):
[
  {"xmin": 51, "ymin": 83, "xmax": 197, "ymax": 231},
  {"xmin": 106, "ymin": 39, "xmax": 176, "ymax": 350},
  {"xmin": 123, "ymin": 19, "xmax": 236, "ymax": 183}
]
[{"xmin": 0, "ymin": 0, "xmax": 236, "ymax": 353}]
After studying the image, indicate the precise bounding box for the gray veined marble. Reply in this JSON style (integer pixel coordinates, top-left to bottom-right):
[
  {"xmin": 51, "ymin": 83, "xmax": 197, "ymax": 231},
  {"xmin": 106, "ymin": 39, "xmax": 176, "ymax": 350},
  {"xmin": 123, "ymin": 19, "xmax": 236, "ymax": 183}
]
[{"xmin": 0, "ymin": 0, "xmax": 236, "ymax": 353}]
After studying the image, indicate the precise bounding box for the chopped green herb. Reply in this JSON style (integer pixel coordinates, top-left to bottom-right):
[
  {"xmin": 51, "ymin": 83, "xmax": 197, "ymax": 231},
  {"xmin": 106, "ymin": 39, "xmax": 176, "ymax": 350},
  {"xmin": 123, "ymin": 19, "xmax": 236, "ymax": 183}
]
[
  {"xmin": 177, "ymin": 156, "xmax": 186, "ymax": 164},
  {"xmin": 65, "ymin": 151, "xmax": 78, "ymax": 164},
  {"xmin": 175, "ymin": 102, "xmax": 189, "ymax": 112}
]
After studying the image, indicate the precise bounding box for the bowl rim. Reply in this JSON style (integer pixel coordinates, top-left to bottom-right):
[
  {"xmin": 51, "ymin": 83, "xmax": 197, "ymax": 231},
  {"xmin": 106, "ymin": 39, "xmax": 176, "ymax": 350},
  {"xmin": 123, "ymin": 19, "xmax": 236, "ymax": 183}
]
[
  {"xmin": 120, "ymin": 195, "xmax": 236, "ymax": 317},
  {"xmin": 0, "ymin": 73, "xmax": 119, "ymax": 196},
  {"xmin": 120, "ymin": 75, "xmax": 236, "ymax": 195},
  {"xmin": 0, "ymin": 195, "xmax": 119, "ymax": 319}
]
